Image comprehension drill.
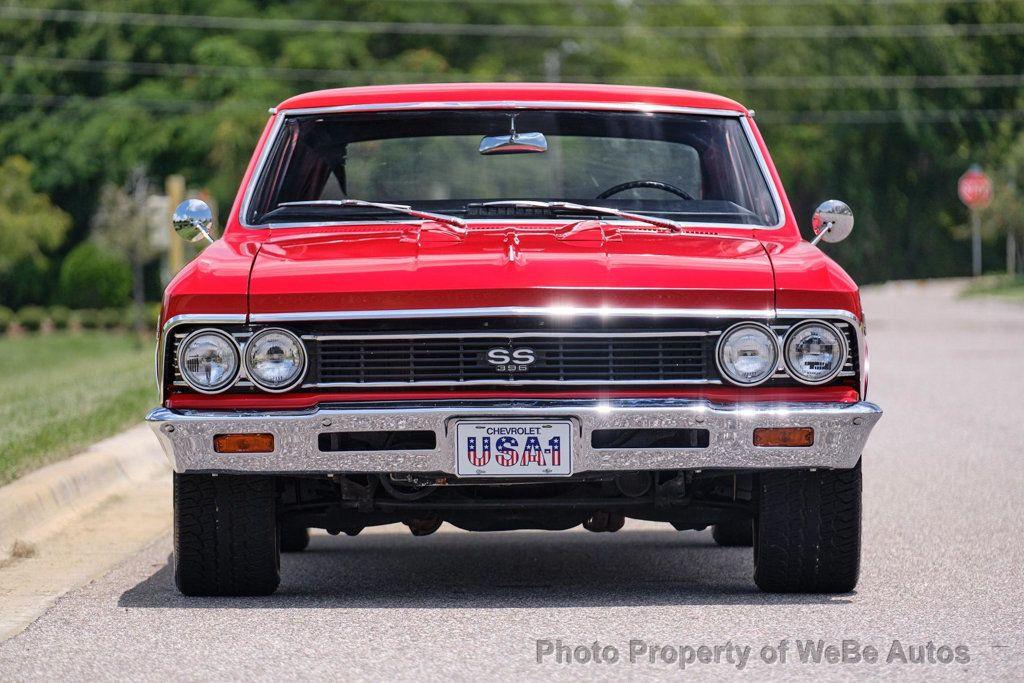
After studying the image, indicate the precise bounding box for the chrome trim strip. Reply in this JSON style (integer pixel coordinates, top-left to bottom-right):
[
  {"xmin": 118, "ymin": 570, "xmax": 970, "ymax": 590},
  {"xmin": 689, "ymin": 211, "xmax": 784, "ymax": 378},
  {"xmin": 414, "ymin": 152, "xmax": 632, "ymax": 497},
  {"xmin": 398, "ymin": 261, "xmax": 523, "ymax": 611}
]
[
  {"xmin": 238, "ymin": 101, "xmax": 786, "ymax": 231},
  {"xmin": 250, "ymin": 306, "xmax": 776, "ymax": 323},
  {"xmin": 302, "ymin": 330, "xmax": 718, "ymax": 341},
  {"xmin": 280, "ymin": 100, "xmax": 749, "ymax": 117},
  {"xmin": 146, "ymin": 399, "xmax": 882, "ymax": 475},
  {"xmin": 304, "ymin": 379, "xmax": 722, "ymax": 389}
]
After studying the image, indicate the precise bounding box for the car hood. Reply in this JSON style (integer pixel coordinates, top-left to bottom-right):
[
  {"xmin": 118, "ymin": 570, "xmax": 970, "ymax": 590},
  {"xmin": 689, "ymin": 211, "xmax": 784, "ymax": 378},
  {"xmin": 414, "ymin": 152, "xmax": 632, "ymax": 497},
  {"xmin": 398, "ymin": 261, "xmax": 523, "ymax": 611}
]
[{"xmin": 246, "ymin": 223, "xmax": 776, "ymax": 314}]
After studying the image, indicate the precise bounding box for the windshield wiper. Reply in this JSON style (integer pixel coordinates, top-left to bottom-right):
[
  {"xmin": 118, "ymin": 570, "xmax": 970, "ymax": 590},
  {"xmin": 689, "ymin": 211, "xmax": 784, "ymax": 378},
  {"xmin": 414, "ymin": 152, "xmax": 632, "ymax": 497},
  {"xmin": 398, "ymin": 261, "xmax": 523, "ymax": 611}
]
[
  {"xmin": 479, "ymin": 200, "xmax": 684, "ymax": 232},
  {"xmin": 277, "ymin": 199, "xmax": 467, "ymax": 234}
]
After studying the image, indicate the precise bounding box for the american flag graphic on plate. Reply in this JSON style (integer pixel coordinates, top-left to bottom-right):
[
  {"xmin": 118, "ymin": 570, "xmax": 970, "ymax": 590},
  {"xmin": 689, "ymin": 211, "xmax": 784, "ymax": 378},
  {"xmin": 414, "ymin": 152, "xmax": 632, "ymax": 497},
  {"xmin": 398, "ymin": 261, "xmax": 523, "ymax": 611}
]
[{"xmin": 455, "ymin": 420, "xmax": 573, "ymax": 477}]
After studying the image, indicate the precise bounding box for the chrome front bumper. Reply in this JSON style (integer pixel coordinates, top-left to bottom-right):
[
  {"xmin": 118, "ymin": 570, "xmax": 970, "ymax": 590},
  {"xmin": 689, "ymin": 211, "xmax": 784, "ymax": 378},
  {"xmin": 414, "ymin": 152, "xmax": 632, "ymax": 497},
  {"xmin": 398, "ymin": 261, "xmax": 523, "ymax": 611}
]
[{"xmin": 146, "ymin": 399, "xmax": 881, "ymax": 475}]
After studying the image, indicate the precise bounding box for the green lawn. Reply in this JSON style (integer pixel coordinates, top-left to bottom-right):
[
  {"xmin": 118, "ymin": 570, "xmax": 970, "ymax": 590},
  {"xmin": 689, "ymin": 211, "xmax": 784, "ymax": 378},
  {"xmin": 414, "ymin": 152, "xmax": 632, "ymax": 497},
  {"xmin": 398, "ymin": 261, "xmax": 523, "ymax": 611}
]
[
  {"xmin": 962, "ymin": 275, "xmax": 1024, "ymax": 302},
  {"xmin": 0, "ymin": 332, "xmax": 154, "ymax": 485}
]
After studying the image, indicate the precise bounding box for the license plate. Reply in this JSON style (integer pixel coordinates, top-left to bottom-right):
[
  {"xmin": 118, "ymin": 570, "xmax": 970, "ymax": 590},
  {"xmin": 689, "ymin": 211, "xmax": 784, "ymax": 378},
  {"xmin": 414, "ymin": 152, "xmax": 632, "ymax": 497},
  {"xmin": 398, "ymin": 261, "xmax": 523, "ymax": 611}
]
[{"xmin": 455, "ymin": 420, "xmax": 573, "ymax": 477}]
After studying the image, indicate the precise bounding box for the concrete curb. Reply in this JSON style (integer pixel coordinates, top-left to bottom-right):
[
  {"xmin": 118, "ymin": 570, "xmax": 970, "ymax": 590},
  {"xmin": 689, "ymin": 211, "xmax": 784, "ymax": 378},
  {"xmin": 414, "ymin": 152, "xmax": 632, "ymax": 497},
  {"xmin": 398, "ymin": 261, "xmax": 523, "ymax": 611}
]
[{"xmin": 0, "ymin": 424, "xmax": 170, "ymax": 560}]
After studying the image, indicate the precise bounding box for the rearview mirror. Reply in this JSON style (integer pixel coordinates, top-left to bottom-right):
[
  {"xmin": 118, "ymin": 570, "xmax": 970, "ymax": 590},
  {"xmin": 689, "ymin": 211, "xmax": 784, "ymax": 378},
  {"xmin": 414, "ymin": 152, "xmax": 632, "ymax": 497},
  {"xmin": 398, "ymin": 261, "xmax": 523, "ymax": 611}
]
[
  {"xmin": 811, "ymin": 200, "xmax": 854, "ymax": 245},
  {"xmin": 172, "ymin": 199, "xmax": 215, "ymax": 243},
  {"xmin": 478, "ymin": 131, "xmax": 548, "ymax": 155}
]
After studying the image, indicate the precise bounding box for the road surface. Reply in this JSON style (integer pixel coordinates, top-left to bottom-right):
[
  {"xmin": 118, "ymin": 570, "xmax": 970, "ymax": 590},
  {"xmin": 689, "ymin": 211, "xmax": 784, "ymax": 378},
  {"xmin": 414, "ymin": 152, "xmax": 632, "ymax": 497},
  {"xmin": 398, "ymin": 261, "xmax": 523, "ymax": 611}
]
[{"xmin": 1, "ymin": 280, "xmax": 1022, "ymax": 680}]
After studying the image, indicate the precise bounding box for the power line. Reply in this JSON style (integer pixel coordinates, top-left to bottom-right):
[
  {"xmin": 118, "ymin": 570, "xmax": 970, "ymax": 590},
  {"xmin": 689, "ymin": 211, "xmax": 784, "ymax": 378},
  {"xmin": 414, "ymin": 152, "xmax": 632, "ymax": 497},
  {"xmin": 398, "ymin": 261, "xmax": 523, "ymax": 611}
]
[
  {"xmin": 2, "ymin": 6, "xmax": 1024, "ymax": 40},
  {"xmin": 4, "ymin": 54, "xmax": 1024, "ymax": 92}
]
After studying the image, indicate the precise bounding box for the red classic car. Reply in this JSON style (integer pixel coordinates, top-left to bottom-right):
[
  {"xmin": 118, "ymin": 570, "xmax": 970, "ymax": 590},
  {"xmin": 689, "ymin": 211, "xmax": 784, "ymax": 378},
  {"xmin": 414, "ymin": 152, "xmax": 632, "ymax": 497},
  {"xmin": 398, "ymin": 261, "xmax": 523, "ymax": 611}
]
[{"xmin": 150, "ymin": 83, "xmax": 881, "ymax": 596}]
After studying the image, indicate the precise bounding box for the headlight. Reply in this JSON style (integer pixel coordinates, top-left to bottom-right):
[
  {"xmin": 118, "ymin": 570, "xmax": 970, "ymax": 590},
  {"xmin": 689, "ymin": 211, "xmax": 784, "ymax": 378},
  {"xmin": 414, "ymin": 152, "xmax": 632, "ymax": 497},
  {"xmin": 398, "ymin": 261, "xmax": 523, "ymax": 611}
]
[
  {"xmin": 716, "ymin": 322, "xmax": 779, "ymax": 386},
  {"xmin": 245, "ymin": 328, "xmax": 307, "ymax": 392},
  {"xmin": 784, "ymin": 321, "xmax": 848, "ymax": 384},
  {"xmin": 177, "ymin": 329, "xmax": 239, "ymax": 393}
]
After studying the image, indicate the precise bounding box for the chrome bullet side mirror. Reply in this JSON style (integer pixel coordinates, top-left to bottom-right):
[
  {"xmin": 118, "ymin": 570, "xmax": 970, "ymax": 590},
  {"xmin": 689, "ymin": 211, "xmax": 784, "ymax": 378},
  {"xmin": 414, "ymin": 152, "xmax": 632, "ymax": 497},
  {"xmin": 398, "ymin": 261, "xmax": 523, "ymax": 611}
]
[{"xmin": 811, "ymin": 200, "xmax": 854, "ymax": 245}]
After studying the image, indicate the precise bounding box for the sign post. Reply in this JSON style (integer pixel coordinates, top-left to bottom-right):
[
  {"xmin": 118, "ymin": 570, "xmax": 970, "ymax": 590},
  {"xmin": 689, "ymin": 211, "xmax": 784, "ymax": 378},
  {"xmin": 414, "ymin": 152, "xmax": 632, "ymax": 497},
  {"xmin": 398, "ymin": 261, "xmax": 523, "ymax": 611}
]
[{"xmin": 958, "ymin": 165, "xmax": 993, "ymax": 277}]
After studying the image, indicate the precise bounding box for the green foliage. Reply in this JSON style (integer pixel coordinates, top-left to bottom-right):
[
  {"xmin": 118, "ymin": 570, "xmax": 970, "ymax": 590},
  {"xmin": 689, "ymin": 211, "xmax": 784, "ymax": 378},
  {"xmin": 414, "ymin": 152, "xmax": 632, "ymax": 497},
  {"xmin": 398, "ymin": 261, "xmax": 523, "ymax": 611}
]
[
  {"xmin": 0, "ymin": 258, "xmax": 51, "ymax": 309},
  {"xmin": 48, "ymin": 306, "xmax": 72, "ymax": 330},
  {"xmin": 57, "ymin": 243, "xmax": 133, "ymax": 310},
  {"xmin": 77, "ymin": 309, "xmax": 102, "ymax": 330},
  {"xmin": 0, "ymin": 306, "xmax": 13, "ymax": 334},
  {"xmin": 1, "ymin": 1, "xmax": 1023, "ymax": 284},
  {"xmin": 99, "ymin": 308, "xmax": 125, "ymax": 330},
  {"xmin": 145, "ymin": 302, "xmax": 162, "ymax": 332},
  {"xmin": 16, "ymin": 306, "xmax": 47, "ymax": 332},
  {"xmin": 0, "ymin": 156, "xmax": 71, "ymax": 275}
]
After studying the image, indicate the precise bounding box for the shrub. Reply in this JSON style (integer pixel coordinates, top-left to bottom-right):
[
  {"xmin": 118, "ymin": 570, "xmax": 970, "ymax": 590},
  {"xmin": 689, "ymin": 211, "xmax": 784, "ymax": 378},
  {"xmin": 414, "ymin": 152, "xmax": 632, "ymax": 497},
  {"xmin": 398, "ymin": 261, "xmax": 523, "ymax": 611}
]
[
  {"xmin": 49, "ymin": 305, "xmax": 71, "ymax": 330},
  {"xmin": 0, "ymin": 306, "xmax": 13, "ymax": 334},
  {"xmin": 144, "ymin": 303, "xmax": 162, "ymax": 332},
  {"xmin": 57, "ymin": 243, "xmax": 132, "ymax": 310},
  {"xmin": 0, "ymin": 258, "xmax": 51, "ymax": 310},
  {"xmin": 99, "ymin": 308, "xmax": 123, "ymax": 330},
  {"xmin": 16, "ymin": 306, "xmax": 47, "ymax": 332},
  {"xmin": 77, "ymin": 308, "xmax": 101, "ymax": 330}
]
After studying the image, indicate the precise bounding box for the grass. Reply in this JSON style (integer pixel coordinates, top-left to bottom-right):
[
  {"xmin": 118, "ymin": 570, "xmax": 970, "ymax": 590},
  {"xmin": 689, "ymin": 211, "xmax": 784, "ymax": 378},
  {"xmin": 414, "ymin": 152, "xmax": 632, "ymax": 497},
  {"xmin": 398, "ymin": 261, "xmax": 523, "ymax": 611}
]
[
  {"xmin": 0, "ymin": 332, "xmax": 154, "ymax": 486},
  {"xmin": 961, "ymin": 275, "xmax": 1024, "ymax": 302}
]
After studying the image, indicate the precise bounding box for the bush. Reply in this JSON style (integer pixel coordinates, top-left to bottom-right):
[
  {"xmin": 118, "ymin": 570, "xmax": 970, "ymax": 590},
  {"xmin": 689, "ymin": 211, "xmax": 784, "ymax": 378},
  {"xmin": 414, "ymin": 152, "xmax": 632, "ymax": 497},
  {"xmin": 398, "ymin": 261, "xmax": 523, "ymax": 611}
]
[
  {"xmin": 17, "ymin": 306, "xmax": 47, "ymax": 332},
  {"xmin": 99, "ymin": 308, "xmax": 123, "ymax": 330},
  {"xmin": 77, "ymin": 309, "xmax": 101, "ymax": 330},
  {"xmin": 144, "ymin": 303, "xmax": 162, "ymax": 332},
  {"xmin": 0, "ymin": 258, "xmax": 51, "ymax": 309},
  {"xmin": 57, "ymin": 243, "xmax": 132, "ymax": 310},
  {"xmin": 49, "ymin": 306, "xmax": 71, "ymax": 330},
  {"xmin": 0, "ymin": 306, "xmax": 13, "ymax": 334}
]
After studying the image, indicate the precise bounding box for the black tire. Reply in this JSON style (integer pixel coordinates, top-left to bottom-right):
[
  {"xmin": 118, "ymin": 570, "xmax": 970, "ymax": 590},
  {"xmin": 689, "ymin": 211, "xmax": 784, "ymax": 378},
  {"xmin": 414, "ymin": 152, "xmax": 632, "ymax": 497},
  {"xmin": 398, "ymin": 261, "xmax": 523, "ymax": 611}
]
[
  {"xmin": 754, "ymin": 461, "xmax": 862, "ymax": 593},
  {"xmin": 712, "ymin": 519, "xmax": 753, "ymax": 547},
  {"xmin": 279, "ymin": 521, "xmax": 310, "ymax": 552},
  {"xmin": 173, "ymin": 473, "xmax": 281, "ymax": 596}
]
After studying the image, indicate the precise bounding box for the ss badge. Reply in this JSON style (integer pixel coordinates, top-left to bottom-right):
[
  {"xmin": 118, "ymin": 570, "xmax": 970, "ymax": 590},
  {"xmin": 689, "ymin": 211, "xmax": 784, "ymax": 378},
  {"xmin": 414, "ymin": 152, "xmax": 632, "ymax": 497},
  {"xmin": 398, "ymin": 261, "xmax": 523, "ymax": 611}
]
[{"xmin": 486, "ymin": 347, "xmax": 536, "ymax": 372}]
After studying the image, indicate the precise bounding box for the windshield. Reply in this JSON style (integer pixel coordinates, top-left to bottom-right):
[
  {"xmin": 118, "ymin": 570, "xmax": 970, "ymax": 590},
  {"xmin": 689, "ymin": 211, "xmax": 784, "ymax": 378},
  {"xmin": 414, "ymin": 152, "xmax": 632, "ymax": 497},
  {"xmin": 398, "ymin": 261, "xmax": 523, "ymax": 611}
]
[{"xmin": 247, "ymin": 109, "xmax": 780, "ymax": 227}]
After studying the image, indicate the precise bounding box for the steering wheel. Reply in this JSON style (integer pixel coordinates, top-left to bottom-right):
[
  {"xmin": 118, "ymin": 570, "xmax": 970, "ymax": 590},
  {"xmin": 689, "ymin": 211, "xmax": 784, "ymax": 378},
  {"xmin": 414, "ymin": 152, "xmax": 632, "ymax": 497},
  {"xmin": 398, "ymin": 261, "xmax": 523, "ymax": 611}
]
[{"xmin": 596, "ymin": 180, "xmax": 696, "ymax": 201}]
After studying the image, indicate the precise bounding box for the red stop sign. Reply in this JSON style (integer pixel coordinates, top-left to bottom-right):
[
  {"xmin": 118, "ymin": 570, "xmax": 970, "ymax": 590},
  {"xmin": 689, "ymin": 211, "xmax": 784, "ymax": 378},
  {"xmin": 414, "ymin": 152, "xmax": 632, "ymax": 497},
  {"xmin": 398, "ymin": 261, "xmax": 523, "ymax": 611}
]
[{"xmin": 959, "ymin": 167, "xmax": 992, "ymax": 209}]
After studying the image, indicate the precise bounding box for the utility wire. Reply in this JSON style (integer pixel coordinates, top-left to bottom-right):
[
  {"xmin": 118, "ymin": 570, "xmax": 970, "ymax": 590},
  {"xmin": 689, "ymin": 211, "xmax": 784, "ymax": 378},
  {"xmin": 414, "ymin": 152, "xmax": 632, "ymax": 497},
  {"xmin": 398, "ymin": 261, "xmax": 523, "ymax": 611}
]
[
  {"xmin": 1, "ymin": 6, "xmax": 1023, "ymax": 40},
  {"xmin": 4, "ymin": 55, "xmax": 1024, "ymax": 91}
]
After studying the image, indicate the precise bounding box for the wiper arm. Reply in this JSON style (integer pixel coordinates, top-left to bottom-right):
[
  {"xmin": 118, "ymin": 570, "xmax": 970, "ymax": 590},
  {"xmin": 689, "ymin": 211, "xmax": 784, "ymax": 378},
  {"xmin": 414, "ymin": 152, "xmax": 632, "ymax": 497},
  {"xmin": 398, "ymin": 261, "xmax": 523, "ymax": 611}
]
[
  {"xmin": 480, "ymin": 200, "xmax": 684, "ymax": 232},
  {"xmin": 277, "ymin": 199, "xmax": 467, "ymax": 234}
]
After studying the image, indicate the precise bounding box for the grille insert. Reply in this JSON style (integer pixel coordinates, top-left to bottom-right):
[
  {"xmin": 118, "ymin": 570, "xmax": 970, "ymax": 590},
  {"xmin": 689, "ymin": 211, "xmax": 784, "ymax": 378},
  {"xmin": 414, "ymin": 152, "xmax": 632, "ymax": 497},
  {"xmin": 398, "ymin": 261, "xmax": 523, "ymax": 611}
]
[{"xmin": 309, "ymin": 333, "xmax": 713, "ymax": 386}]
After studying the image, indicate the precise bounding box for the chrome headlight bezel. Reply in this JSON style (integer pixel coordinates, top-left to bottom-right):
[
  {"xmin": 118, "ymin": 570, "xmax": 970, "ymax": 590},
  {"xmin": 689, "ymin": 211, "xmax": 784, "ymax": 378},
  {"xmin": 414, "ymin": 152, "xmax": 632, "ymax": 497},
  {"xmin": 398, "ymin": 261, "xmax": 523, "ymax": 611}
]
[
  {"xmin": 783, "ymin": 319, "xmax": 849, "ymax": 385},
  {"xmin": 244, "ymin": 327, "xmax": 308, "ymax": 393},
  {"xmin": 715, "ymin": 321, "xmax": 781, "ymax": 387},
  {"xmin": 176, "ymin": 328, "xmax": 241, "ymax": 394}
]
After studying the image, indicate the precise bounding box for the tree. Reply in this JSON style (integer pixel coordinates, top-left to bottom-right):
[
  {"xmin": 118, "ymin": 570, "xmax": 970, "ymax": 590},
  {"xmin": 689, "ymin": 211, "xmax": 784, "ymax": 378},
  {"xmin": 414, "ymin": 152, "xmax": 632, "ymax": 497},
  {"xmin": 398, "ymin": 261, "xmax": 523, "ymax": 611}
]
[
  {"xmin": 91, "ymin": 167, "xmax": 163, "ymax": 333},
  {"xmin": 0, "ymin": 156, "xmax": 70, "ymax": 275}
]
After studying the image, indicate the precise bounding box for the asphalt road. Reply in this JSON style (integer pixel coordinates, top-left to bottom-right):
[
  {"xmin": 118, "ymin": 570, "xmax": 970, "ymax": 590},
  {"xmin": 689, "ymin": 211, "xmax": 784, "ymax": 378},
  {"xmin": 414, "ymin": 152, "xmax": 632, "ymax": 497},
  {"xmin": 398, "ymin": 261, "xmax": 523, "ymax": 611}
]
[{"xmin": 1, "ymin": 280, "xmax": 1022, "ymax": 680}]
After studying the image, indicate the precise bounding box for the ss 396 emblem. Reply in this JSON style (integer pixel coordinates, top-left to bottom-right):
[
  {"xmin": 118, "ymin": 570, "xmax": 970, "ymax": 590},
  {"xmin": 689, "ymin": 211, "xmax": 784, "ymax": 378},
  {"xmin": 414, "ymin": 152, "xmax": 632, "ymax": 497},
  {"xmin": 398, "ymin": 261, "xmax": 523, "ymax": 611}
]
[{"xmin": 486, "ymin": 347, "xmax": 536, "ymax": 372}]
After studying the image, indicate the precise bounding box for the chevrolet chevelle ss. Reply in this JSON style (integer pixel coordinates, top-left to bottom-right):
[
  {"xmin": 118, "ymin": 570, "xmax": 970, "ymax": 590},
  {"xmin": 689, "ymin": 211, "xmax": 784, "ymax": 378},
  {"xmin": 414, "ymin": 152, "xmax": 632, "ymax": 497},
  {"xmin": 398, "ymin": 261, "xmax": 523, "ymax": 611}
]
[{"xmin": 150, "ymin": 83, "xmax": 882, "ymax": 596}]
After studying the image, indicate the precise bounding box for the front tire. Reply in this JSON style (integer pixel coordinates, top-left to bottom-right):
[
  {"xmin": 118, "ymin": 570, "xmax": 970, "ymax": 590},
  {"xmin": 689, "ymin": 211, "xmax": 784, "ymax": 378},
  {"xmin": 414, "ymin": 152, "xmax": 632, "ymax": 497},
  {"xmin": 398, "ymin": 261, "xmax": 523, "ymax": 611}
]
[
  {"xmin": 173, "ymin": 473, "xmax": 281, "ymax": 596},
  {"xmin": 754, "ymin": 461, "xmax": 862, "ymax": 593}
]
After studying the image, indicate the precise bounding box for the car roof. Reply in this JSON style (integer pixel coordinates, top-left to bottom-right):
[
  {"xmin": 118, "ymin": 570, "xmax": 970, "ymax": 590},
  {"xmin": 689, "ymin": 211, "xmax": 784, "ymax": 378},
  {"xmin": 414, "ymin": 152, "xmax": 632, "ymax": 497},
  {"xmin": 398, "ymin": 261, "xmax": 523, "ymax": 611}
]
[{"xmin": 274, "ymin": 82, "xmax": 749, "ymax": 114}]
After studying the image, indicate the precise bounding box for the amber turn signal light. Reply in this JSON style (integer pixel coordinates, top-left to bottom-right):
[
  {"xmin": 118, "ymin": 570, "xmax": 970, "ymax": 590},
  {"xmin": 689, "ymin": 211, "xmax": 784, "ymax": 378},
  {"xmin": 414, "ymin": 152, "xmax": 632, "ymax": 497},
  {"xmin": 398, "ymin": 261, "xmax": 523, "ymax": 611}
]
[
  {"xmin": 753, "ymin": 427, "xmax": 814, "ymax": 447},
  {"xmin": 213, "ymin": 433, "xmax": 275, "ymax": 453}
]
